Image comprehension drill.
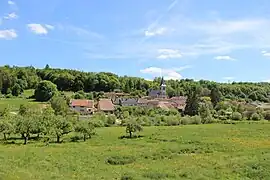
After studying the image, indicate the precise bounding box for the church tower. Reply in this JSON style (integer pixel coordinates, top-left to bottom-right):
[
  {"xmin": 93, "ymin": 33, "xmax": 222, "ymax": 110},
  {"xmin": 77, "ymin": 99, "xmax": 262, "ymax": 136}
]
[{"xmin": 160, "ymin": 77, "xmax": 166, "ymax": 98}]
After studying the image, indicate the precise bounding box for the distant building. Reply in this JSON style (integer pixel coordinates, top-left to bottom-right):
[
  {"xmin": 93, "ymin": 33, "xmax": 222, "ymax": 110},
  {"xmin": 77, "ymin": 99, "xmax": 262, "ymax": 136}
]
[
  {"xmin": 148, "ymin": 77, "xmax": 166, "ymax": 99},
  {"xmin": 114, "ymin": 97, "xmax": 138, "ymax": 106},
  {"xmin": 70, "ymin": 99, "xmax": 96, "ymax": 114},
  {"xmin": 97, "ymin": 99, "xmax": 115, "ymax": 113}
]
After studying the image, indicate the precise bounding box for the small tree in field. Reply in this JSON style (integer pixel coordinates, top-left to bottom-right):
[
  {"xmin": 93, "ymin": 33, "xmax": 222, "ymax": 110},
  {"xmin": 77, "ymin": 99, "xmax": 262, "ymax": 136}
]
[
  {"xmin": 14, "ymin": 115, "xmax": 35, "ymax": 145},
  {"xmin": 50, "ymin": 116, "xmax": 73, "ymax": 143},
  {"xmin": 75, "ymin": 120, "xmax": 95, "ymax": 141},
  {"xmin": 0, "ymin": 115, "xmax": 14, "ymax": 141},
  {"xmin": 125, "ymin": 119, "xmax": 143, "ymax": 138}
]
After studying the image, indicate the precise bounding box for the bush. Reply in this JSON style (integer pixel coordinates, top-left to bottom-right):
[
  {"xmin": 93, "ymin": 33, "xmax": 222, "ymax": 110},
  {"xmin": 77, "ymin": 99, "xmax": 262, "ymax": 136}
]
[
  {"xmin": 263, "ymin": 111, "xmax": 270, "ymax": 120},
  {"xmin": 5, "ymin": 94, "xmax": 12, "ymax": 98},
  {"xmin": 91, "ymin": 119, "xmax": 105, "ymax": 127},
  {"xmin": 121, "ymin": 173, "xmax": 135, "ymax": 180},
  {"xmin": 181, "ymin": 116, "xmax": 191, "ymax": 125},
  {"xmin": 106, "ymin": 115, "xmax": 116, "ymax": 126},
  {"xmin": 251, "ymin": 113, "xmax": 261, "ymax": 121},
  {"xmin": 231, "ymin": 112, "xmax": 242, "ymax": 121},
  {"xmin": 165, "ymin": 116, "xmax": 180, "ymax": 126},
  {"xmin": 106, "ymin": 155, "xmax": 135, "ymax": 165},
  {"xmin": 191, "ymin": 116, "xmax": 202, "ymax": 124},
  {"xmin": 143, "ymin": 172, "xmax": 174, "ymax": 179}
]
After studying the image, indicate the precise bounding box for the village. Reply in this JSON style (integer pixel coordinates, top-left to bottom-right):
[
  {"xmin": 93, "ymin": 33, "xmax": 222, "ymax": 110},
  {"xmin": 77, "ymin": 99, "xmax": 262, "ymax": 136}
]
[{"xmin": 69, "ymin": 77, "xmax": 187, "ymax": 115}]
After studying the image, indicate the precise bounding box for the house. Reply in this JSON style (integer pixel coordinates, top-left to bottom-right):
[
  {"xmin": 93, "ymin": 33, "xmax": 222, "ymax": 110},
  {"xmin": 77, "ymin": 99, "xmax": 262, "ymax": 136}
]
[
  {"xmin": 170, "ymin": 96, "xmax": 187, "ymax": 112},
  {"xmin": 114, "ymin": 97, "xmax": 138, "ymax": 106},
  {"xmin": 97, "ymin": 99, "xmax": 115, "ymax": 113},
  {"xmin": 137, "ymin": 98, "xmax": 149, "ymax": 107},
  {"xmin": 70, "ymin": 99, "xmax": 96, "ymax": 114}
]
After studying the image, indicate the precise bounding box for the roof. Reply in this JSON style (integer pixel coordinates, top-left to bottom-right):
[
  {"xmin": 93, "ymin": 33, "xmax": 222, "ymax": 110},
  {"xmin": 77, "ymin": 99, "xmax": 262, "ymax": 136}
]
[
  {"xmin": 138, "ymin": 98, "xmax": 148, "ymax": 104},
  {"xmin": 149, "ymin": 90, "xmax": 161, "ymax": 97},
  {"xmin": 98, "ymin": 99, "xmax": 115, "ymax": 111},
  {"xmin": 70, "ymin": 100, "xmax": 94, "ymax": 108}
]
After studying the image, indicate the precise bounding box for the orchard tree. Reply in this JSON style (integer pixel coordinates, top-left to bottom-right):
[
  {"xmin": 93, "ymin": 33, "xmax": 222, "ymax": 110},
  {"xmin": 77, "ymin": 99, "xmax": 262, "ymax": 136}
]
[
  {"xmin": 75, "ymin": 120, "xmax": 95, "ymax": 141},
  {"xmin": 50, "ymin": 96, "xmax": 68, "ymax": 116},
  {"xmin": 50, "ymin": 116, "xmax": 73, "ymax": 143},
  {"xmin": 34, "ymin": 80, "xmax": 58, "ymax": 102},
  {"xmin": 14, "ymin": 115, "xmax": 36, "ymax": 144},
  {"xmin": 0, "ymin": 115, "xmax": 14, "ymax": 141},
  {"xmin": 125, "ymin": 119, "xmax": 143, "ymax": 138}
]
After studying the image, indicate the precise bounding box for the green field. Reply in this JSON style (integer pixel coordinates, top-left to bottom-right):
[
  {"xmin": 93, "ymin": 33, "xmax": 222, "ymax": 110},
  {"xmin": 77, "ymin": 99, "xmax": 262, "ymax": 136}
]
[{"xmin": 0, "ymin": 124, "xmax": 270, "ymax": 180}]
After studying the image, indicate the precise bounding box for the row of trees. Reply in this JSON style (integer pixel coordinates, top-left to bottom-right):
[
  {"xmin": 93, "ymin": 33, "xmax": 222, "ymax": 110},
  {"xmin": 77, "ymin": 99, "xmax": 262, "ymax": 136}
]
[
  {"xmin": 0, "ymin": 105, "xmax": 95, "ymax": 144},
  {"xmin": 1, "ymin": 65, "xmax": 270, "ymax": 102}
]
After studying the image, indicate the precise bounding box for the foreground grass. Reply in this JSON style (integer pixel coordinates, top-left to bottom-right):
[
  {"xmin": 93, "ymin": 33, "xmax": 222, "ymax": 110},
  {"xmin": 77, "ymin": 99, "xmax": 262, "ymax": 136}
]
[{"xmin": 1, "ymin": 124, "xmax": 270, "ymax": 180}]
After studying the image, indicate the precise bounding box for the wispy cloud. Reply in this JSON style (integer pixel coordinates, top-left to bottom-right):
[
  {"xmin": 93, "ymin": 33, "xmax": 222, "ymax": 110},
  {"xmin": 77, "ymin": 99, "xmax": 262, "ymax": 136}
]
[
  {"xmin": 262, "ymin": 50, "xmax": 270, "ymax": 57},
  {"xmin": 214, "ymin": 55, "xmax": 236, "ymax": 61},
  {"xmin": 157, "ymin": 48, "xmax": 182, "ymax": 59},
  {"xmin": 4, "ymin": 12, "xmax": 18, "ymax": 20},
  {"xmin": 27, "ymin": 24, "xmax": 54, "ymax": 35},
  {"xmin": 57, "ymin": 24, "xmax": 103, "ymax": 39},
  {"xmin": 8, "ymin": 0, "xmax": 15, "ymax": 5},
  {"xmin": 140, "ymin": 65, "xmax": 190, "ymax": 80},
  {"xmin": 223, "ymin": 77, "xmax": 235, "ymax": 80},
  {"xmin": 45, "ymin": 24, "xmax": 54, "ymax": 30},
  {"xmin": 144, "ymin": 27, "xmax": 168, "ymax": 37},
  {"xmin": 0, "ymin": 29, "xmax": 17, "ymax": 39}
]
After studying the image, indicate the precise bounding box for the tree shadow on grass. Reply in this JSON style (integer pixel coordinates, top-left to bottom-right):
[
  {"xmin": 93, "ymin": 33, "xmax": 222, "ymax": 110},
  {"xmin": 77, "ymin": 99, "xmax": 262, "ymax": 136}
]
[{"xmin": 118, "ymin": 135, "xmax": 144, "ymax": 139}]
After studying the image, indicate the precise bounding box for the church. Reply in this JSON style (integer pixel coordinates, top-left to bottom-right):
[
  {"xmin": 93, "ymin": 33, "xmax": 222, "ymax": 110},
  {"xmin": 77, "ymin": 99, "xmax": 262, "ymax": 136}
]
[{"xmin": 148, "ymin": 77, "xmax": 167, "ymax": 99}]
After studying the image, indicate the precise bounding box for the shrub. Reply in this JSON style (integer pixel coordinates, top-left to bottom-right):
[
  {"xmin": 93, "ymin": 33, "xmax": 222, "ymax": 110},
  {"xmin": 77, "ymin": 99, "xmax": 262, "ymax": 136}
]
[
  {"xmin": 165, "ymin": 116, "xmax": 180, "ymax": 126},
  {"xmin": 263, "ymin": 111, "xmax": 270, "ymax": 120},
  {"xmin": 121, "ymin": 173, "xmax": 135, "ymax": 180},
  {"xmin": 143, "ymin": 172, "xmax": 174, "ymax": 179},
  {"xmin": 181, "ymin": 116, "xmax": 191, "ymax": 125},
  {"xmin": 106, "ymin": 155, "xmax": 135, "ymax": 165},
  {"xmin": 106, "ymin": 115, "xmax": 116, "ymax": 126},
  {"xmin": 191, "ymin": 116, "xmax": 202, "ymax": 124},
  {"xmin": 91, "ymin": 119, "xmax": 105, "ymax": 127},
  {"xmin": 231, "ymin": 112, "xmax": 242, "ymax": 121},
  {"xmin": 251, "ymin": 113, "xmax": 261, "ymax": 121},
  {"xmin": 5, "ymin": 94, "xmax": 12, "ymax": 98}
]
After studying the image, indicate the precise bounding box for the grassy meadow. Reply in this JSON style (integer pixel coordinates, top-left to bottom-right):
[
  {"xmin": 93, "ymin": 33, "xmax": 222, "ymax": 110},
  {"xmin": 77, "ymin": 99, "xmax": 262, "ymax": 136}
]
[
  {"xmin": 0, "ymin": 123, "xmax": 270, "ymax": 179},
  {"xmin": 0, "ymin": 90, "xmax": 47, "ymax": 112}
]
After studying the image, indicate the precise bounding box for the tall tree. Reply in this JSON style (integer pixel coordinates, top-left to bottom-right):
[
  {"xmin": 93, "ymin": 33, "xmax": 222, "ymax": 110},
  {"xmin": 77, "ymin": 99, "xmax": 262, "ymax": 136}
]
[
  {"xmin": 34, "ymin": 80, "xmax": 58, "ymax": 102},
  {"xmin": 210, "ymin": 87, "xmax": 222, "ymax": 108}
]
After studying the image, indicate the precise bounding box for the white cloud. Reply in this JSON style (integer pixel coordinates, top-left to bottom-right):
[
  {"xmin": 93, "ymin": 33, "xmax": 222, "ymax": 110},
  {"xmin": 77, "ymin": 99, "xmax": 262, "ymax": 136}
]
[
  {"xmin": 4, "ymin": 12, "xmax": 18, "ymax": 20},
  {"xmin": 262, "ymin": 50, "xmax": 270, "ymax": 57},
  {"xmin": 214, "ymin": 55, "xmax": 235, "ymax": 61},
  {"xmin": 140, "ymin": 65, "xmax": 190, "ymax": 80},
  {"xmin": 157, "ymin": 48, "xmax": 182, "ymax": 59},
  {"xmin": 8, "ymin": 0, "xmax": 15, "ymax": 5},
  {"xmin": 223, "ymin": 77, "xmax": 235, "ymax": 80},
  {"xmin": 0, "ymin": 29, "xmax": 17, "ymax": 39},
  {"xmin": 45, "ymin": 24, "xmax": 54, "ymax": 30},
  {"xmin": 145, "ymin": 27, "xmax": 168, "ymax": 37},
  {"xmin": 27, "ymin": 24, "xmax": 54, "ymax": 35}
]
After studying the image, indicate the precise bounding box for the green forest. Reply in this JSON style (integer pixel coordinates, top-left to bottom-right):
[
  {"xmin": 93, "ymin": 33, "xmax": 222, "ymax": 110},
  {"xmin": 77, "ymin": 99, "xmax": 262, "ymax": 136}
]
[{"xmin": 1, "ymin": 64, "xmax": 270, "ymax": 102}]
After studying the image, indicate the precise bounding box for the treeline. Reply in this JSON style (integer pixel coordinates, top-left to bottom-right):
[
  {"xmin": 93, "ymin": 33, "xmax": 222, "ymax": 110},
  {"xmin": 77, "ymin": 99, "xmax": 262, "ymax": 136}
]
[{"xmin": 1, "ymin": 65, "xmax": 270, "ymax": 102}]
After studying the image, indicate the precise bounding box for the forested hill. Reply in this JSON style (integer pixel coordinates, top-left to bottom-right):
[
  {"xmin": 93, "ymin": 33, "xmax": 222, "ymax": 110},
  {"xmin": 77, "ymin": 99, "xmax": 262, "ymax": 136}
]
[{"xmin": 1, "ymin": 65, "xmax": 270, "ymax": 102}]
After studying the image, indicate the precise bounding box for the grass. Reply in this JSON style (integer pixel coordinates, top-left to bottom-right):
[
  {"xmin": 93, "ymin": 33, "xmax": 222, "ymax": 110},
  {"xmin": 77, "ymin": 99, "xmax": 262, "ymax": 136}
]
[
  {"xmin": 0, "ymin": 89, "xmax": 46, "ymax": 112},
  {"xmin": 1, "ymin": 124, "xmax": 270, "ymax": 179}
]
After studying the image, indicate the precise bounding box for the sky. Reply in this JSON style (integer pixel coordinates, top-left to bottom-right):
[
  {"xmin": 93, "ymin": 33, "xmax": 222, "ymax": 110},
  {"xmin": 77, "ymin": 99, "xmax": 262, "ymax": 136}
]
[{"xmin": 1, "ymin": 0, "xmax": 270, "ymax": 82}]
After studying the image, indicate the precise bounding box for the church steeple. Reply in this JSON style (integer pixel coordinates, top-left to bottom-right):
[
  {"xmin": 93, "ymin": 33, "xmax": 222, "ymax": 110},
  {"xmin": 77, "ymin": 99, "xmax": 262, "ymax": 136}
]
[{"xmin": 160, "ymin": 77, "xmax": 166, "ymax": 98}]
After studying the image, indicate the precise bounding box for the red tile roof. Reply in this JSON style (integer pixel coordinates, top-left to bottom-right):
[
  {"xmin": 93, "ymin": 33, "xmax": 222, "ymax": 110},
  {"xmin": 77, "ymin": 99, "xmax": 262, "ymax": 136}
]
[
  {"xmin": 70, "ymin": 100, "xmax": 94, "ymax": 108},
  {"xmin": 98, "ymin": 99, "xmax": 115, "ymax": 111}
]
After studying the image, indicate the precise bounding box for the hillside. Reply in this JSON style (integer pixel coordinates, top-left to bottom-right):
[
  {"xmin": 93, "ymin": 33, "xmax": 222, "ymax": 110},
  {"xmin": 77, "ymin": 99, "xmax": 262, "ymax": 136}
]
[{"xmin": 1, "ymin": 65, "xmax": 270, "ymax": 103}]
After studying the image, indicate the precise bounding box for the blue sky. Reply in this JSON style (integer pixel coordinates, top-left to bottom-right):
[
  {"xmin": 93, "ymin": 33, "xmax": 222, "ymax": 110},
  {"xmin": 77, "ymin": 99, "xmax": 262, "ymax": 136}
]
[{"xmin": 1, "ymin": 0, "xmax": 270, "ymax": 82}]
